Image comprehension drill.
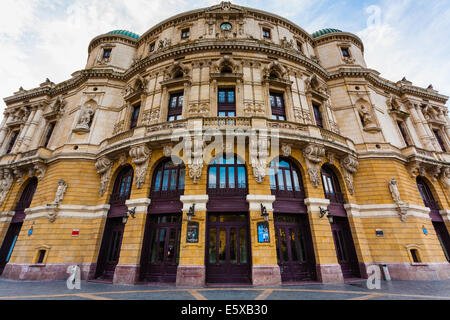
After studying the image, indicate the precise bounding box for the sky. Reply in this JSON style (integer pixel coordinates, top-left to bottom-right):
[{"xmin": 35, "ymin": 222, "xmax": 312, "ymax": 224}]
[{"xmin": 1, "ymin": 0, "xmax": 449, "ymax": 119}]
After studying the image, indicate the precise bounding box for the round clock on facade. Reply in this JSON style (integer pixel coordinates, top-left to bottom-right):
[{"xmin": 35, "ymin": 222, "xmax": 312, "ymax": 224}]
[{"xmin": 220, "ymin": 22, "xmax": 232, "ymax": 31}]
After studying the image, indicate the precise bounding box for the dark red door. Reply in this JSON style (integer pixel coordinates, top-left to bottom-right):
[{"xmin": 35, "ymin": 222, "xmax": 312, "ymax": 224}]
[
  {"xmin": 0, "ymin": 178, "xmax": 37, "ymax": 275},
  {"xmin": 95, "ymin": 217, "xmax": 124, "ymax": 280},
  {"xmin": 206, "ymin": 213, "xmax": 251, "ymax": 284},
  {"xmin": 331, "ymin": 217, "xmax": 360, "ymax": 278},
  {"xmin": 433, "ymin": 222, "xmax": 450, "ymax": 262},
  {"xmin": 140, "ymin": 214, "xmax": 181, "ymax": 283},
  {"xmin": 275, "ymin": 214, "xmax": 316, "ymax": 282}
]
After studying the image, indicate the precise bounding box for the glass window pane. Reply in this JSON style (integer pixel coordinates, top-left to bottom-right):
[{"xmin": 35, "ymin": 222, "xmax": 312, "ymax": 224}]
[
  {"xmin": 230, "ymin": 228, "xmax": 237, "ymax": 264},
  {"xmin": 178, "ymin": 168, "xmax": 185, "ymax": 190},
  {"xmin": 209, "ymin": 228, "xmax": 216, "ymax": 263},
  {"xmin": 209, "ymin": 167, "xmax": 216, "ymax": 188},
  {"xmin": 218, "ymin": 91, "xmax": 226, "ymax": 103},
  {"xmin": 277, "ymin": 169, "xmax": 284, "ymax": 190},
  {"xmin": 176, "ymin": 229, "xmax": 181, "ymax": 264},
  {"xmin": 228, "ymin": 91, "xmax": 234, "ymax": 103},
  {"xmin": 157, "ymin": 228, "xmax": 166, "ymax": 262},
  {"xmin": 280, "ymin": 228, "xmax": 288, "ymax": 262},
  {"xmin": 238, "ymin": 167, "xmax": 246, "ymax": 188},
  {"xmin": 228, "ymin": 167, "xmax": 235, "ymax": 188},
  {"xmin": 279, "ymin": 160, "xmax": 289, "ymax": 168},
  {"xmin": 228, "ymin": 112, "xmax": 235, "ymax": 117},
  {"xmin": 285, "ymin": 170, "xmax": 293, "ymax": 191},
  {"xmin": 270, "ymin": 95, "xmax": 275, "ymax": 107},
  {"xmin": 218, "ymin": 112, "xmax": 226, "ymax": 117},
  {"xmin": 322, "ymin": 175, "xmax": 329, "ymax": 193},
  {"xmin": 292, "ymin": 170, "xmax": 300, "ymax": 191},
  {"xmin": 240, "ymin": 228, "xmax": 247, "ymax": 263},
  {"xmin": 327, "ymin": 177, "xmax": 335, "ymax": 194},
  {"xmin": 219, "ymin": 229, "xmax": 226, "ymax": 263},
  {"xmin": 276, "ymin": 96, "xmax": 283, "ymax": 107},
  {"xmin": 279, "ymin": 115, "xmax": 285, "ymax": 121},
  {"xmin": 162, "ymin": 170, "xmax": 169, "ymax": 191},
  {"xmin": 178, "ymin": 96, "xmax": 183, "ymax": 107},
  {"xmin": 149, "ymin": 230, "xmax": 157, "ymax": 263},
  {"xmin": 290, "ymin": 229, "xmax": 298, "ymax": 262},
  {"xmin": 167, "ymin": 228, "xmax": 176, "ymax": 262},
  {"xmin": 154, "ymin": 171, "xmax": 162, "ymax": 191},
  {"xmin": 219, "ymin": 167, "xmax": 226, "ymax": 188},
  {"xmin": 269, "ymin": 168, "xmax": 276, "ymax": 190}
]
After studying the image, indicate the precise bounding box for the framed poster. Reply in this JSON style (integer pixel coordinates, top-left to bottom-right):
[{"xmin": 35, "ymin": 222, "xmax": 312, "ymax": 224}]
[
  {"xmin": 257, "ymin": 222, "xmax": 270, "ymax": 243},
  {"xmin": 186, "ymin": 222, "xmax": 199, "ymax": 243}
]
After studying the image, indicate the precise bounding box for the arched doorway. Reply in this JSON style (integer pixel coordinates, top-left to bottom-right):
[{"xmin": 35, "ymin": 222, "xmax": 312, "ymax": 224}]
[
  {"xmin": 95, "ymin": 165, "xmax": 133, "ymax": 281},
  {"xmin": 139, "ymin": 158, "xmax": 185, "ymax": 283},
  {"xmin": 0, "ymin": 177, "xmax": 38, "ymax": 275},
  {"xmin": 321, "ymin": 165, "xmax": 360, "ymax": 278},
  {"xmin": 205, "ymin": 154, "xmax": 251, "ymax": 284},
  {"xmin": 416, "ymin": 177, "xmax": 450, "ymax": 261},
  {"xmin": 269, "ymin": 158, "xmax": 316, "ymax": 282}
]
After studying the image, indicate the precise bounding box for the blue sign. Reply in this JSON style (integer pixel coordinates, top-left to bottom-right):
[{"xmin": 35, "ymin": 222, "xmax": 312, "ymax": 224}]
[
  {"xmin": 257, "ymin": 222, "xmax": 270, "ymax": 243},
  {"xmin": 422, "ymin": 226, "xmax": 428, "ymax": 235},
  {"xmin": 28, "ymin": 227, "xmax": 33, "ymax": 236}
]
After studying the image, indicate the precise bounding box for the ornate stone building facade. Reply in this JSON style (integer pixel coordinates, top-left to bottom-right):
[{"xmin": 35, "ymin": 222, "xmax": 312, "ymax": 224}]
[{"xmin": 0, "ymin": 2, "xmax": 449, "ymax": 285}]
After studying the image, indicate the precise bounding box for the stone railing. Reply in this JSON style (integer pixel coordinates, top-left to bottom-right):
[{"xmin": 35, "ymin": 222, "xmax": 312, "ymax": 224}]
[
  {"xmin": 107, "ymin": 129, "xmax": 134, "ymax": 146},
  {"xmin": 320, "ymin": 127, "xmax": 348, "ymax": 145},
  {"xmin": 203, "ymin": 117, "xmax": 251, "ymax": 128}
]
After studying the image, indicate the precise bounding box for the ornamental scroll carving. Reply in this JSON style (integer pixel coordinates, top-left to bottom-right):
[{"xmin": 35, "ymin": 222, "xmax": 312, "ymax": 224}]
[
  {"xmin": 188, "ymin": 137, "xmax": 204, "ymax": 184},
  {"xmin": 28, "ymin": 163, "xmax": 47, "ymax": 180},
  {"xmin": 340, "ymin": 155, "xmax": 358, "ymax": 195},
  {"xmin": 0, "ymin": 169, "xmax": 14, "ymax": 206},
  {"xmin": 95, "ymin": 156, "xmax": 113, "ymax": 196},
  {"xmin": 388, "ymin": 178, "xmax": 409, "ymax": 222},
  {"xmin": 441, "ymin": 167, "xmax": 450, "ymax": 190},
  {"xmin": 303, "ymin": 144, "xmax": 325, "ymax": 187},
  {"xmin": 129, "ymin": 144, "xmax": 152, "ymax": 189}
]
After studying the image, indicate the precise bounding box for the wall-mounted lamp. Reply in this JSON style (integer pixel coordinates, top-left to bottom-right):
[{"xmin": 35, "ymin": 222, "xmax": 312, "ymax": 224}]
[
  {"xmin": 319, "ymin": 206, "xmax": 333, "ymax": 224},
  {"xmin": 187, "ymin": 203, "xmax": 196, "ymax": 221},
  {"xmin": 122, "ymin": 207, "xmax": 136, "ymax": 225},
  {"xmin": 261, "ymin": 204, "xmax": 269, "ymax": 222}
]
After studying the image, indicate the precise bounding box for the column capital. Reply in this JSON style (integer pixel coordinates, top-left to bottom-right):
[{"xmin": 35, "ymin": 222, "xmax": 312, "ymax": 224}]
[
  {"xmin": 180, "ymin": 194, "xmax": 209, "ymax": 212},
  {"xmin": 246, "ymin": 194, "xmax": 276, "ymax": 212},
  {"xmin": 125, "ymin": 198, "xmax": 151, "ymax": 214}
]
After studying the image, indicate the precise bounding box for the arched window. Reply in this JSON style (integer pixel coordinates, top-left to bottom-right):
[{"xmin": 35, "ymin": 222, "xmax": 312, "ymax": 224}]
[
  {"xmin": 207, "ymin": 154, "xmax": 247, "ymax": 196},
  {"xmin": 150, "ymin": 159, "xmax": 185, "ymax": 199},
  {"xmin": 15, "ymin": 177, "xmax": 38, "ymax": 213},
  {"xmin": 269, "ymin": 158, "xmax": 304, "ymax": 199},
  {"xmin": 321, "ymin": 165, "xmax": 344, "ymax": 204},
  {"xmin": 416, "ymin": 177, "xmax": 440, "ymax": 210},
  {"xmin": 110, "ymin": 165, "xmax": 133, "ymax": 205}
]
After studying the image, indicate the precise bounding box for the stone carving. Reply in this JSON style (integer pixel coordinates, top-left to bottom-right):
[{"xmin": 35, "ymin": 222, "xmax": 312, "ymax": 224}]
[
  {"xmin": 428, "ymin": 165, "xmax": 442, "ymax": 182},
  {"xmin": 129, "ymin": 144, "xmax": 151, "ymax": 189},
  {"xmin": 28, "ymin": 163, "xmax": 47, "ymax": 180},
  {"xmin": 188, "ymin": 103, "xmax": 209, "ymax": 115},
  {"xmin": 158, "ymin": 38, "xmax": 172, "ymax": 50},
  {"xmin": 407, "ymin": 161, "xmax": 426, "ymax": 178},
  {"xmin": 165, "ymin": 61, "xmax": 191, "ymax": 80},
  {"xmin": 188, "ymin": 137, "xmax": 204, "ymax": 184},
  {"xmin": 53, "ymin": 179, "xmax": 67, "ymax": 204},
  {"xmin": 221, "ymin": 1, "xmax": 231, "ymax": 10},
  {"xmin": 75, "ymin": 103, "xmax": 94, "ymax": 131},
  {"xmin": 250, "ymin": 134, "xmax": 270, "ymax": 183},
  {"xmin": 326, "ymin": 151, "xmax": 335, "ymax": 165},
  {"xmin": 12, "ymin": 168, "xmax": 25, "ymax": 184},
  {"xmin": 212, "ymin": 55, "xmax": 240, "ymax": 73},
  {"xmin": 303, "ymin": 144, "xmax": 325, "ymax": 187},
  {"xmin": 387, "ymin": 95, "xmax": 402, "ymax": 111},
  {"xmin": 95, "ymin": 156, "xmax": 113, "ymax": 196},
  {"xmin": 117, "ymin": 153, "xmax": 128, "ymax": 166},
  {"xmin": 304, "ymin": 74, "xmax": 327, "ymax": 94},
  {"xmin": 388, "ymin": 178, "xmax": 409, "ymax": 222},
  {"xmin": 122, "ymin": 75, "xmax": 148, "ymax": 98},
  {"xmin": 263, "ymin": 61, "xmax": 287, "ymax": 81},
  {"xmin": 112, "ymin": 120, "xmax": 124, "ymax": 135},
  {"xmin": 441, "ymin": 167, "xmax": 450, "ymax": 189},
  {"xmin": 280, "ymin": 37, "xmax": 294, "ymax": 49},
  {"xmin": 0, "ymin": 169, "xmax": 14, "ymax": 206},
  {"xmin": 358, "ymin": 104, "xmax": 377, "ymax": 130},
  {"xmin": 163, "ymin": 145, "xmax": 173, "ymax": 158},
  {"xmin": 244, "ymin": 102, "xmax": 264, "ymax": 115},
  {"xmin": 389, "ymin": 178, "xmax": 401, "ymax": 203},
  {"xmin": 281, "ymin": 144, "xmax": 291, "ymax": 157},
  {"xmin": 50, "ymin": 95, "xmax": 66, "ymax": 114},
  {"xmin": 340, "ymin": 155, "xmax": 359, "ymax": 195}
]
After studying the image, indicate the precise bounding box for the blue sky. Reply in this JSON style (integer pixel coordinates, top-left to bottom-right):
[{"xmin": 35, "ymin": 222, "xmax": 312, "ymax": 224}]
[{"xmin": 1, "ymin": 0, "xmax": 449, "ymax": 117}]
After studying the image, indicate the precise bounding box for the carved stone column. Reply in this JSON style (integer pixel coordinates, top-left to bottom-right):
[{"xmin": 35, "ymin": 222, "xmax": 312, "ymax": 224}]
[
  {"xmin": 14, "ymin": 109, "xmax": 35, "ymax": 153},
  {"xmin": 19, "ymin": 108, "xmax": 43, "ymax": 152},
  {"xmin": 340, "ymin": 155, "xmax": 359, "ymax": 195},
  {"xmin": 408, "ymin": 103, "xmax": 431, "ymax": 149},
  {"xmin": 129, "ymin": 144, "xmax": 151, "ymax": 189},
  {"xmin": 0, "ymin": 114, "xmax": 11, "ymax": 150}
]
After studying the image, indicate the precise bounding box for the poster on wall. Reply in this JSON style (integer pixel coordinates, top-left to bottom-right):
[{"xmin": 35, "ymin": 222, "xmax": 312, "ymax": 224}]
[
  {"xmin": 186, "ymin": 222, "xmax": 199, "ymax": 243},
  {"xmin": 257, "ymin": 222, "xmax": 270, "ymax": 243}
]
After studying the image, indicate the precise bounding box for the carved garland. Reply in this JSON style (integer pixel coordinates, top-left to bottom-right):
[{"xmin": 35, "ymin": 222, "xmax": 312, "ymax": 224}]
[
  {"xmin": 340, "ymin": 155, "xmax": 359, "ymax": 195},
  {"xmin": 95, "ymin": 156, "xmax": 113, "ymax": 196},
  {"xmin": 302, "ymin": 143, "xmax": 325, "ymax": 187},
  {"xmin": 129, "ymin": 144, "xmax": 152, "ymax": 189}
]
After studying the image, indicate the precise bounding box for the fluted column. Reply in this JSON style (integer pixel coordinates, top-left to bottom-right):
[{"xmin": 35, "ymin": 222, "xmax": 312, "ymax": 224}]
[
  {"xmin": 415, "ymin": 104, "xmax": 437, "ymax": 151},
  {"xmin": 13, "ymin": 110, "xmax": 35, "ymax": 153},
  {"xmin": 0, "ymin": 114, "xmax": 11, "ymax": 150},
  {"xmin": 19, "ymin": 108, "xmax": 43, "ymax": 152},
  {"xmin": 408, "ymin": 103, "xmax": 431, "ymax": 149}
]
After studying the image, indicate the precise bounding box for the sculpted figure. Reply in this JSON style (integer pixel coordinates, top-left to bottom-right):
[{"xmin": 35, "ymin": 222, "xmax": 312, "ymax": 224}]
[
  {"xmin": 53, "ymin": 179, "xmax": 67, "ymax": 204},
  {"xmin": 76, "ymin": 104, "xmax": 94, "ymax": 130},
  {"xmin": 389, "ymin": 178, "xmax": 401, "ymax": 203}
]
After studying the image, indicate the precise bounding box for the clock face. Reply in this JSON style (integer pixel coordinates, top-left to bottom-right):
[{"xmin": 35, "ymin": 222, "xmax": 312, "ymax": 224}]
[{"xmin": 221, "ymin": 22, "xmax": 232, "ymax": 31}]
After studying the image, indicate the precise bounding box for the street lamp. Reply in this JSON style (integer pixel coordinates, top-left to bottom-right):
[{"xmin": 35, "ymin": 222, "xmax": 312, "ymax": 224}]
[
  {"xmin": 122, "ymin": 207, "xmax": 136, "ymax": 224},
  {"xmin": 187, "ymin": 203, "xmax": 196, "ymax": 221},
  {"xmin": 261, "ymin": 204, "xmax": 269, "ymax": 222},
  {"xmin": 319, "ymin": 206, "xmax": 333, "ymax": 224}
]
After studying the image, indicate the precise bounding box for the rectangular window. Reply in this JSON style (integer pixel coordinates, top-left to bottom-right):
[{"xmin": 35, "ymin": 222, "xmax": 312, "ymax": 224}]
[
  {"xmin": 149, "ymin": 42, "xmax": 155, "ymax": 52},
  {"xmin": 270, "ymin": 92, "xmax": 286, "ymax": 120},
  {"xmin": 6, "ymin": 131, "xmax": 19, "ymax": 154},
  {"xmin": 130, "ymin": 103, "xmax": 140, "ymax": 129},
  {"xmin": 103, "ymin": 48, "xmax": 112, "ymax": 59},
  {"xmin": 37, "ymin": 250, "xmax": 46, "ymax": 264},
  {"xmin": 397, "ymin": 121, "xmax": 411, "ymax": 146},
  {"xmin": 433, "ymin": 130, "xmax": 447, "ymax": 152},
  {"xmin": 262, "ymin": 28, "xmax": 271, "ymax": 39},
  {"xmin": 168, "ymin": 92, "xmax": 184, "ymax": 121},
  {"xmin": 218, "ymin": 88, "xmax": 236, "ymax": 117},
  {"xmin": 313, "ymin": 103, "xmax": 323, "ymax": 128},
  {"xmin": 341, "ymin": 47, "xmax": 350, "ymax": 57},
  {"xmin": 296, "ymin": 41, "xmax": 303, "ymax": 52},
  {"xmin": 43, "ymin": 122, "xmax": 56, "ymax": 148},
  {"xmin": 181, "ymin": 28, "xmax": 190, "ymax": 39}
]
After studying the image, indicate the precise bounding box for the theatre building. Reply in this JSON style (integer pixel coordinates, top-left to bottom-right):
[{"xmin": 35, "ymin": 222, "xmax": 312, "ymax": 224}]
[{"xmin": 0, "ymin": 2, "xmax": 449, "ymax": 285}]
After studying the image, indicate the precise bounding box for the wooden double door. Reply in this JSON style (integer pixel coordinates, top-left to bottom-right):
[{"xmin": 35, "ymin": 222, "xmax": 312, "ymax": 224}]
[
  {"xmin": 95, "ymin": 217, "xmax": 125, "ymax": 280},
  {"xmin": 206, "ymin": 213, "xmax": 251, "ymax": 284},
  {"xmin": 331, "ymin": 217, "xmax": 360, "ymax": 278},
  {"xmin": 0, "ymin": 223, "xmax": 22, "ymax": 275},
  {"xmin": 140, "ymin": 214, "xmax": 182, "ymax": 283},
  {"xmin": 274, "ymin": 214, "xmax": 316, "ymax": 282}
]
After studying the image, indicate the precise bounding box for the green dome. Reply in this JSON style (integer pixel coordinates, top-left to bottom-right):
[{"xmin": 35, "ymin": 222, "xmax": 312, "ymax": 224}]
[
  {"xmin": 107, "ymin": 30, "xmax": 140, "ymax": 40},
  {"xmin": 312, "ymin": 28, "xmax": 343, "ymax": 39}
]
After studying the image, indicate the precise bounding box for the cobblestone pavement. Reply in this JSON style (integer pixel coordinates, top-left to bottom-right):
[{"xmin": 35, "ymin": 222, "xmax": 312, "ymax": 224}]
[{"xmin": 0, "ymin": 279, "xmax": 449, "ymax": 300}]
